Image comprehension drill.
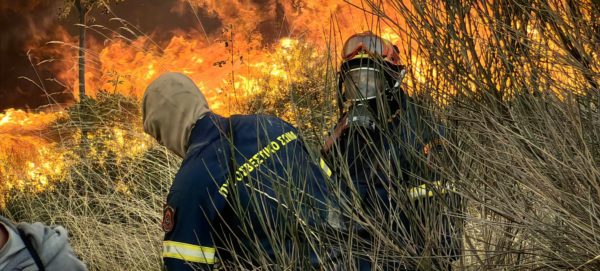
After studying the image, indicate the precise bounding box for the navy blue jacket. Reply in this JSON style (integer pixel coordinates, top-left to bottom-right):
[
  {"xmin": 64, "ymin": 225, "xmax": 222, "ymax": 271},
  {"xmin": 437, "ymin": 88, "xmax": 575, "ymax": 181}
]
[
  {"xmin": 328, "ymin": 96, "xmax": 460, "ymax": 270},
  {"xmin": 332, "ymin": 96, "xmax": 446, "ymax": 200},
  {"xmin": 162, "ymin": 113, "xmax": 329, "ymax": 271}
]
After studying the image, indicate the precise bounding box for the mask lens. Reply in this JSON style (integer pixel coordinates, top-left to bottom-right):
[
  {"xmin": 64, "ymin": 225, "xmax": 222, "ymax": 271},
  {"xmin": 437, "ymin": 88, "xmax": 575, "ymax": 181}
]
[
  {"xmin": 343, "ymin": 67, "xmax": 385, "ymax": 101},
  {"xmin": 362, "ymin": 35, "xmax": 383, "ymax": 55}
]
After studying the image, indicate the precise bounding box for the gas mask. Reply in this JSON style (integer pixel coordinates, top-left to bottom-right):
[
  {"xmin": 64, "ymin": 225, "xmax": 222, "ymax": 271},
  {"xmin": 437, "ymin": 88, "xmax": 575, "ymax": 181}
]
[
  {"xmin": 337, "ymin": 32, "xmax": 406, "ymax": 131},
  {"xmin": 339, "ymin": 58, "xmax": 405, "ymax": 130}
]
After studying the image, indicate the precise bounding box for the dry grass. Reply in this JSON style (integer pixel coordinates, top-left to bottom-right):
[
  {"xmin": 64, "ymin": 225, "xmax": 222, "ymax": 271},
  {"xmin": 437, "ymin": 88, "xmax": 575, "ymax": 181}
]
[
  {"xmin": 2, "ymin": 92, "xmax": 178, "ymax": 270},
  {"xmin": 376, "ymin": 0, "xmax": 600, "ymax": 269},
  {"xmin": 3, "ymin": 142, "xmax": 177, "ymax": 271}
]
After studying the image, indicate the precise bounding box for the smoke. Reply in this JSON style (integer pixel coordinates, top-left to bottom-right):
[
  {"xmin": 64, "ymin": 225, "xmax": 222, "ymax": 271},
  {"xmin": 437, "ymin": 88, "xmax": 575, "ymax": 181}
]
[
  {"xmin": 0, "ymin": 0, "xmax": 221, "ymax": 111},
  {"xmin": 0, "ymin": 0, "xmax": 67, "ymax": 111},
  {"xmin": 189, "ymin": 0, "xmax": 359, "ymax": 42},
  {"xmin": 189, "ymin": 0, "xmax": 289, "ymax": 43}
]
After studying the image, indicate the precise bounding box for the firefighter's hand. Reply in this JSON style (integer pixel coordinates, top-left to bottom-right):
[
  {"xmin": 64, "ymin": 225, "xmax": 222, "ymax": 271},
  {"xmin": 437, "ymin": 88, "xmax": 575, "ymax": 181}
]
[{"xmin": 322, "ymin": 115, "xmax": 349, "ymax": 155}]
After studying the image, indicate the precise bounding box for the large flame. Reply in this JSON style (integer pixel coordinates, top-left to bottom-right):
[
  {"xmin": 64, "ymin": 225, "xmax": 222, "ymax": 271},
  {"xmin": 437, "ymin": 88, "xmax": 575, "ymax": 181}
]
[
  {"xmin": 41, "ymin": 0, "xmax": 406, "ymax": 113},
  {"xmin": 2, "ymin": 0, "xmax": 595, "ymax": 203},
  {"xmin": 0, "ymin": 0, "xmax": 411, "ymax": 201},
  {"xmin": 0, "ymin": 0, "xmax": 455, "ymax": 200}
]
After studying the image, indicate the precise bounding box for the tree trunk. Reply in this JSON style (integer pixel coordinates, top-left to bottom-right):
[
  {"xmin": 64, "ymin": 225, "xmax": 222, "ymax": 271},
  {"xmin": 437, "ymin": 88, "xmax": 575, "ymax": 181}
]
[
  {"xmin": 75, "ymin": 0, "xmax": 88, "ymax": 158},
  {"xmin": 75, "ymin": 0, "xmax": 86, "ymax": 101}
]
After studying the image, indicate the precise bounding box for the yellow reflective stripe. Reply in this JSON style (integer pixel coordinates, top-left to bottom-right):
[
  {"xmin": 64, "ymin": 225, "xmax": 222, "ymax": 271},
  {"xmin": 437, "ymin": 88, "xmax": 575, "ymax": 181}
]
[
  {"xmin": 163, "ymin": 241, "xmax": 216, "ymax": 252},
  {"xmin": 163, "ymin": 241, "xmax": 217, "ymax": 264},
  {"xmin": 320, "ymin": 158, "xmax": 332, "ymax": 178},
  {"xmin": 352, "ymin": 53, "xmax": 371, "ymax": 59},
  {"xmin": 408, "ymin": 181, "xmax": 448, "ymax": 200}
]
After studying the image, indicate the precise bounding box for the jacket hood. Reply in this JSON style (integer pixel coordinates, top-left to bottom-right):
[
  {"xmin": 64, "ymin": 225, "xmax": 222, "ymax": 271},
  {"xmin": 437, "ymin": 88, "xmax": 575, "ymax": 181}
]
[
  {"xmin": 142, "ymin": 72, "xmax": 211, "ymax": 157},
  {"xmin": 16, "ymin": 222, "xmax": 88, "ymax": 271}
]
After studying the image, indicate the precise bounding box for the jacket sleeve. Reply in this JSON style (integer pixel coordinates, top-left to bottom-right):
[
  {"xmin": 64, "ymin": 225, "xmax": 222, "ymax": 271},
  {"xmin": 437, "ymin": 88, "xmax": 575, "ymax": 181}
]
[{"xmin": 162, "ymin": 157, "xmax": 227, "ymax": 271}]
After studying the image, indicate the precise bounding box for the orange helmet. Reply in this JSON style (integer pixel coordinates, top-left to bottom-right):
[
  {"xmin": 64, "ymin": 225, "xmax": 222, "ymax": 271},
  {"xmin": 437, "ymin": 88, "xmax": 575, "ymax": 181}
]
[{"xmin": 341, "ymin": 31, "xmax": 401, "ymax": 66}]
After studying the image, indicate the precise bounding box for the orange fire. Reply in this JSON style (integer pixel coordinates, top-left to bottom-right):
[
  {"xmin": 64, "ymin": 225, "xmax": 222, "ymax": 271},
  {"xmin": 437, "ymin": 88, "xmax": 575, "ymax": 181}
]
[
  {"xmin": 0, "ymin": 109, "xmax": 69, "ymax": 206},
  {"xmin": 4, "ymin": 0, "xmax": 591, "ymax": 203},
  {"xmin": 43, "ymin": 0, "xmax": 408, "ymax": 114},
  {"xmin": 1, "ymin": 0, "xmax": 410, "ymax": 201}
]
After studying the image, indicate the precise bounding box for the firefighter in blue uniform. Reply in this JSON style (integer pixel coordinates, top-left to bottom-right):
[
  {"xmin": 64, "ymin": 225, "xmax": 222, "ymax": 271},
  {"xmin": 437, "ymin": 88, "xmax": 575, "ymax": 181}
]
[
  {"xmin": 323, "ymin": 32, "xmax": 462, "ymax": 270},
  {"xmin": 143, "ymin": 72, "xmax": 331, "ymax": 270}
]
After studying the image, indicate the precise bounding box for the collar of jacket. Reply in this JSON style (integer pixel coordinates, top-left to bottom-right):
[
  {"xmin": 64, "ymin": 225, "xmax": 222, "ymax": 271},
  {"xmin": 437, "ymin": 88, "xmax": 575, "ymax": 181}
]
[{"xmin": 184, "ymin": 112, "xmax": 229, "ymax": 159}]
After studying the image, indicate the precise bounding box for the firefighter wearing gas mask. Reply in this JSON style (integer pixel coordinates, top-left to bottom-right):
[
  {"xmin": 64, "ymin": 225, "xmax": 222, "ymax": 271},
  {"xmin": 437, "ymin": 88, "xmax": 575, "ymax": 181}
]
[
  {"xmin": 323, "ymin": 32, "xmax": 461, "ymax": 270},
  {"xmin": 323, "ymin": 32, "xmax": 406, "ymax": 154}
]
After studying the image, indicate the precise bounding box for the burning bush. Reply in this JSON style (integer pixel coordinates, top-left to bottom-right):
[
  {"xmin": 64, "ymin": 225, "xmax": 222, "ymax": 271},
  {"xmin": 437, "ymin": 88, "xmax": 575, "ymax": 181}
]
[
  {"xmin": 239, "ymin": 39, "xmax": 338, "ymax": 144},
  {"xmin": 2, "ymin": 91, "xmax": 174, "ymax": 270},
  {"xmin": 0, "ymin": 109, "xmax": 71, "ymax": 207}
]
